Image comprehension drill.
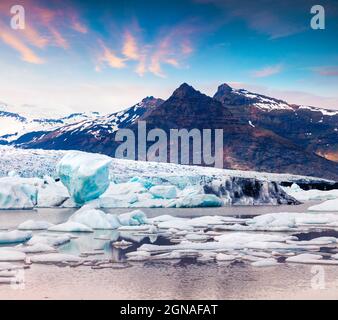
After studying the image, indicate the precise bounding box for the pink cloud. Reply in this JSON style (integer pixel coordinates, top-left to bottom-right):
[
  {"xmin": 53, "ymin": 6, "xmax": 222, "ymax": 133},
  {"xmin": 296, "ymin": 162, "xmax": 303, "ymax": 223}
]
[
  {"xmin": 97, "ymin": 40, "xmax": 126, "ymax": 69},
  {"xmin": 314, "ymin": 66, "xmax": 338, "ymax": 77},
  {"xmin": 0, "ymin": 22, "xmax": 44, "ymax": 64},
  {"xmin": 252, "ymin": 64, "xmax": 283, "ymax": 78}
]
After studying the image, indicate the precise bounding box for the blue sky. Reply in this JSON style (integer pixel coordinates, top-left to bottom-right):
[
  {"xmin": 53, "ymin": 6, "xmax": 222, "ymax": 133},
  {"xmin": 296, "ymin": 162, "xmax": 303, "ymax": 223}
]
[{"xmin": 0, "ymin": 0, "xmax": 337, "ymax": 115}]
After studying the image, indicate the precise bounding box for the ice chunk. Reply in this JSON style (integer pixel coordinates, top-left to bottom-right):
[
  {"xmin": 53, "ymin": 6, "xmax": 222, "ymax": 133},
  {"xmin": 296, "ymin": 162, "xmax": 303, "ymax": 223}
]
[
  {"xmin": 0, "ymin": 177, "xmax": 38, "ymax": 209},
  {"xmin": 48, "ymin": 221, "xmax": 93, "ymax": 233},
  {"xmin": 37, "ymin": 180, "xmax": 69, "ymax": 207},
  {"xmin": 18, "ymin": 220, "xmax": 53, "ymax": 230},
  {"xmin": 69, "ymin": 208, "xmax": 115, "ymax": 230},
  {"xmin": 216, "ymin": 253, "xmax": 237, "ymax": 261},
  {"xmin": 251, "ymin": 258, "xmax": 278, "ymax": 267},
  {"xmin": 0, "ymin": 230, "xmax": 32, "ymax": 244},
  {"xmin": 283, "ymin": 184, "xmax": 338, "ymax": 202},
  {"xmin": 27, "ymin": 233, "xmax": 71, "ymax": 247},
  {"xmin": 308, "ymin": 199, "xmax": 338, "ymax": 212},
  {"xmin": 0, "ymin": 249, "xmax": 26, "ymax": 261},
  {"xmin": 118, "ymin": 210, "xmax": 148, "ymax": 226},
  {"xmin": 286, "ymin": 253, "xmax": 324, "ymax": 264},
  {"xmin": 149, "ymin": 186, "xmax": 177, "ymax": 199},
  {"xmin": 16, "ymin": 243, "xmax": 56, "ymax": 253},
  {"xmin": 175, "ymin": 194, "xmax": 223, "ymax": 208},
  {"xmin": 57, "ymin": 151, "xmax": 112, "ymax": 204},
  {"xmin": 30, "ymin": 253, "xmax": 82, "ymax": 263}
]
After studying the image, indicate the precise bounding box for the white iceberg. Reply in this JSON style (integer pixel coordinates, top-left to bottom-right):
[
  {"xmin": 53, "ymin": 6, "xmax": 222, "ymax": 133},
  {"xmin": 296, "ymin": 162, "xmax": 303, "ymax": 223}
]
[
  {"xmin": 69, "ymin": 207, "xmax": 116, "ymax": 230},
  {"xmin": 0, "ymin": 177, "xmax": 38, "ymax": 209},
  {"xmin": 0, "ymin": 249, "xmax": 26, "ymax": 262},
  {"xmin": 118, "ymin": 210, "xmax": 148, "ymax": 226},
  {"xmin": 174, "ymin": 194, "xmax": 223, "ymax": 208},
  {"xmin": 30, "ymin": 253, "xmax": 82, "ymax": 263},
  {"xmin": 48, "ymin": 221, "xmax": 93, "ymax": 233},
  {"xmin": 308, "ymin": 198, "xmax": 338, "ymax": 212},
  {"xmin": 283, "ymin": 184, "xmax": 338, "ymax": 201},
  {"xmin": 27, "ymin": 233, "xmax": 71, "ymax": 247},
  {"xmin": 16, "ymin": 243, "xmax": 56, "ymax": 253},
  {"xmin": 18, "ymin": 220, "xmax": 54, "ymax": 230},
  {"xmin": 57, "ymin": 151, "xmax": 112, "ymax": 204},
  {"xmin": 0, "ymin": 230, "xmax": 32, "ymax": 244},
  {"xmin": 37, "ymin": 180, "xmax": 69, "ymax": 207}
]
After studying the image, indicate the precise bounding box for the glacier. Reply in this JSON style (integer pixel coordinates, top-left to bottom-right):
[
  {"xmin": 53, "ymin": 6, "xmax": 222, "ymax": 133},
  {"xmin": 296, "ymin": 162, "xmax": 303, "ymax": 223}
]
[{"xmin": 1, "ymin": 147, "xmax": 338, "ymax": 209}]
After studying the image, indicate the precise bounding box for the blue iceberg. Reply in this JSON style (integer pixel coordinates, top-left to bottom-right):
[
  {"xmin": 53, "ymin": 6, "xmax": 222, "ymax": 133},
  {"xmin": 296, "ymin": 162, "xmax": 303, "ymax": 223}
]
[{"xmin": 57, "ymin": 151, "xmax": 112, "ymax": 205}]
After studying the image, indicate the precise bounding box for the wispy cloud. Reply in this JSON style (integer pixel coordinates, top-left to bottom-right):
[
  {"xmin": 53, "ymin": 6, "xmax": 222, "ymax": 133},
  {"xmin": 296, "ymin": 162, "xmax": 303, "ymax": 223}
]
[
  {"xmin": 313, "ymin": 66, "xmax": 338, "ymax": 77},
  {"xmin": 96, "ymin": 21, "xmax": 197, "ymax": 77},
  {"xmin": 0, "ymin": 22, "xmax": 44, "ymax": 64},
  {"xmin": 252, "ymin": 64, "xmax": 283, "ymax": 78},
  {"xmin": 122, "ymin": 31, "xmax": 140, "ymax": 60},
  {"xmin": 97, "ymin": 40, "xmax": 126, "ymax": 69},
  {"xmin": 0, "ymin": 0, "xmax": 88, "ymax": 62}
]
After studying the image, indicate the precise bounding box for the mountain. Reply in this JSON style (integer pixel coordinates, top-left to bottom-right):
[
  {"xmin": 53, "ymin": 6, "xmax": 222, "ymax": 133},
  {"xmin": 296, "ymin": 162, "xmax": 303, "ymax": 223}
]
[
  {"xmin": 15, "ymin": 83, "xmax": 338, "ymax": 181},
  {"xmin": 14, "ymin": 96, "xmax": 164, "ymax": 153},
  {"xmin": 214, "ymin": 84, "xmax": 338, "ymax": 162},
  {"xmin": 0, "ymin": 102, "xmax": 100, "ymax": 145}
]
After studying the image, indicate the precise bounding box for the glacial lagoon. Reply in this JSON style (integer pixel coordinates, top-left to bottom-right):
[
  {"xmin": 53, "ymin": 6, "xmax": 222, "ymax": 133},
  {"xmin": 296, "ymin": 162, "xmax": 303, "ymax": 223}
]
[{"xmin": 1, "ymin": 203, "xmax": 338, "ymax": 300}]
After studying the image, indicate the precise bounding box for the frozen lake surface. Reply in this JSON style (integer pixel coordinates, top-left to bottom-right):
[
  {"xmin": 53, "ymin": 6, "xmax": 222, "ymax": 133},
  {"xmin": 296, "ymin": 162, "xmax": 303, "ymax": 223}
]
[{"xmin": 1, "ymin": 203, "xmax": 338, "ymax": 300}]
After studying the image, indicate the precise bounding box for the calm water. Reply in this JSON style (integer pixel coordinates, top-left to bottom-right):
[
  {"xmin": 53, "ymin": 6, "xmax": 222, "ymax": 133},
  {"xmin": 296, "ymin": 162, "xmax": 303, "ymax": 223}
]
[{"xmin": 1, "ymin": 202, "xmax": 338, "ymax": 300}]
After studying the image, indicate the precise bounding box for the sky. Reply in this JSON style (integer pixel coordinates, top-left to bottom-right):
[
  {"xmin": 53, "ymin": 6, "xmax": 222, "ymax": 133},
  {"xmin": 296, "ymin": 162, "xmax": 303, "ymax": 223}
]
[{"xmin": 0, "ymin": 0, "xmax": 338, "ymax": 116}]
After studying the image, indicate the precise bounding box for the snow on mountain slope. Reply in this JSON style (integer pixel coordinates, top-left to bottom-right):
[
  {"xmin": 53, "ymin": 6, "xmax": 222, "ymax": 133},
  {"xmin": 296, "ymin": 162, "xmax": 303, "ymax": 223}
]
[
  {"xmin": 0, "ymin": 102, "xmax": 100, "ymax": 143},
  {"xmin": 17, "ymin": 96, "xmax": 164, "ymax": 146}
]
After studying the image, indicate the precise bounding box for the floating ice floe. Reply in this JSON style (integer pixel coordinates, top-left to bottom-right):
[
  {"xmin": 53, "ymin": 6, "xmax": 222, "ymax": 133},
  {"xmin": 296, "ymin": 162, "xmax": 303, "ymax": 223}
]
[
  {"xmin": 48, "ymin": 221, "xmax": 93, "ymax": 233},
  {"xmin": 0, "ymin": 249, "xmax": 26, "ymax": 262},
  {"xmin": 251, "ymin": 258, "xmax": 278, "ymax": 267},
  {"xmin": 57, "ymin": 151, "xmax": 112, "ymax": 204},
  {"xmin": 308, "ymin": 198, "xmax": 338, "ymax": 212},
  {"xmin": 27, "ymin": 233, "xmax": 71, "ymax": 247},
  {"xmin": 69, "ymin": 206, "xmax": 115, "ymax": 229},
  {"xmin": 18, "ymin": 220, "xmax": 54, "ymax": 230},
  {"xmin": 0, "ymin": 230, "xmax": 32, "ymax": 244},
  {"xmin": 15, "ymin": 243, "xmax": 56, "ymax": 253},
  {"xmin": 118, "ymin": 210, "xmax": 148, "ymax": 226},
  {"xmin": 174, "ymin": 194, "xmax": 223, "ymax": 208},
  {"xmin": 283, "ymin": 183, "xmax": 338, "ymax": 202},
  {"xmin": 30, "ymin": 253, "xmax": 82, "ymax": 263}
]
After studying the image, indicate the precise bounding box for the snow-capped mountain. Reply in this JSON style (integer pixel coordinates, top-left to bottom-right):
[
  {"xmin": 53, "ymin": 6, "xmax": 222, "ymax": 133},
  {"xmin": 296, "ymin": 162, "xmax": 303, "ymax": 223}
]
[
  {"xmin": 13, "ymin": 96, "xmax": 164, "ymax": 151},
  {"xmin": 0, "ymin": 102, "xmax": 101, "ymax": 144},
  {"xmin": 214, "ymin": 84, "xmax": 338, "ymax": 162},
  {"xmin": 14, "ymin": 83, "xmax": 338, "ymax": 181}
]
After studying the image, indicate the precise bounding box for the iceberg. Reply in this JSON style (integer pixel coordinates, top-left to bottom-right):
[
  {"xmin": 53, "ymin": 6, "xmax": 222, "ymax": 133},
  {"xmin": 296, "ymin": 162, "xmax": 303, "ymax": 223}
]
[
  {"xmin": 118, "ymin": 210, "xmax": 148, "ymax": 226},
  {"xmin": 0, "ymin": 230, "xmax": 32, "ymax": 244},
  {"xmin": 30, "ymin": 253, "xmax": 82, "ymax": 263},
  {"xmin": 37, "ymin": 180, "xmax": 69, "ymax": 207},
  {"xmin": 149, "ymin": 185, "xmax": 177, "ymax": 199},
  {"xmin": 175, "ymin": 194, "xmax": 223, "ymax": 208},
  {"xmin": 57, "ymin": 151, "xmax": 112, "ymax": 204},
  {"xmin": 0, "ymin": 177, "xmax": 38, "ymax": 209},
  {"xmin": 18, "ymin": 220, "xmax": 53, "ymax": 230},
  {"xmin": 27, "ymin": 233, "xmax": 71, "ymax": 247},
  {"xmin": 0, "ymin": 249, "xmax": 26, "ymax": 262},
  {"xmin": 69, "ymin": 207, "xmax": 117, "ymax": 230},
  {"xmin": 308, "ymin": 198, "xmax": 338, "ymax": 212},
  {"xmin": 48, "ymin": 221, "xmax": 93, "ymax": 233}
]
